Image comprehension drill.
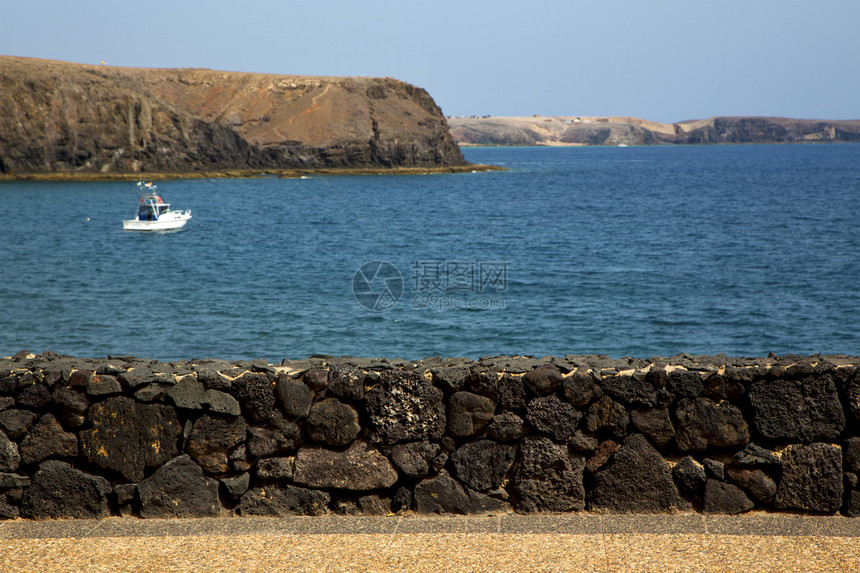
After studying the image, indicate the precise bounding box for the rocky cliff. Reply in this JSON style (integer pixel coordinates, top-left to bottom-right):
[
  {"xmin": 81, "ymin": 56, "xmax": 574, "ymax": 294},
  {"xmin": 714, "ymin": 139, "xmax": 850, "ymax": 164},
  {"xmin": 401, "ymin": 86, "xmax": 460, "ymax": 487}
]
[
  {"xmin": 449, "ymin": 115, "xmax": 860, "ymax": 146},
  {"xmin": 0, "ymin": 56, "xmax": 468, "ymax": 177}
]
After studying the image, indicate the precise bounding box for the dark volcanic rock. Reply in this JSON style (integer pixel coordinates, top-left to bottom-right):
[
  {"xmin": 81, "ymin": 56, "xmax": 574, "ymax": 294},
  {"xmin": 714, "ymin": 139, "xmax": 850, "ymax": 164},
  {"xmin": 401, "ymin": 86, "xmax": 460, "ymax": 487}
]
[
  {"xmin": 51, "ymin": 387, "xmax": 89, "ymax": 427},
  {"xmin": 0, "ymin": 494, "xmax": 18, "ymax": 519},
  {"xmin": 114, "ymin": 483, "xmax": 136, "ymax": 513},
  {"xmin": 134, "ymin": 383, "xmax": 172, "ymax": 403},
  {"xmin": 522, "ymin": 365, "xmax": 564, "ymax": 395},
  {"xmin": 725, "ymin": 466, "xmax": 777, "ymax": 503},
  {"xmin": 302, "ymin": 368, "xmax": 330, "ymax": 392},
  {"xmin": 86, "ymin": 376, "xmax": 122, "ymax": 398},
  {"xmin": 186, "ymin": 414, "xmax": 247, "ymax": 474},
  {"xmin": 306, "ymin": 398, "xmax": 360, "ymax": 447},
  {"xmin": 674, "ymin": 398, "xmax": 749, "ymax": 451},
  {"xmin": 703, "ymin": 375, "xmax": 746, "ymax": 402},
  {"xmin": 430, "ymin": 366, "xmax": 470, "ymax": 394},
  {"xmin": 0, "ymin": 430, "xmax": 20, "ymax": 472},
  {"xmin": 526, "ymin": 395, "xmax": 582, "ymax": 442},
  {"xmin": 845, "ymin": 490, "xmax": 860, "ymax": 518},
  {"xmin": 497, "ymin": 374, "xmax": 527, "ymax": 410},
  {"xmin": 118, "ymin": 367, "xmax": 171, "ymax": 389},
  {"xmin": 584, "ymin": 396, "xmax": 629, "ymax": 438},
  {"xmin": 80, "ymin": 396, "xmax": 181, "ymax": 482},
  {"xmin": 450, "ymin": 440, "xmax": 516, "ymax": 491},
  {"xmin": 848, "ymin": 379, "xmax": 860, "ymax": 423},
  {"xmin": 0, "ymin": 472, "xmax": 30, "ymax": 488},
  {"xmin": 196, "ymin": 367, "xmax": 231, "ymax": 390},
  {"xmin": 465, "ymin": 371, "xmax": 501, "ymax": 401},
  {"xmin": 0, "ymin": 409, "xmax": 37, "ymax": 440},
  {"xmin": 15, "ymin": 384, "xmax": 52, "ymax": 409},
  {"xmin": 232, "ymin": 373, "xmax": 276, "ymax": 423},
  {"xmin": 590, "ymin": 433, "xmax": 681, "ymax": 513},
  {"xmin": 333, "ymin": 494, "xmax": 392, "ymax": 516},
  {"xmin": 221, "ymin": 472, "xmax": 250, "ymax": 501},
  {"xmin": 246, "ymin": 414, "xmax": 301, "ymax": 458},
  {"xmin": 672, "ymin": 456, "xmax": 707, "ymax": 494},
  {"xmin": 775, "ymin": 443, "xmax": 843, "ymax": 514},
  {"xmin": 447, "ymin": 391, "xmax": 495, "ymax": 438},
  {"xmin": 570, "ymin": 430, "xmax": 599, "ymax": 453},
  {"xmin": 702, "ymin": 479, "xmax": 755, "ymax": 514},
  {"xmin": 203, "ymin": 388, "xmax": 243, "ymax": 416},
  {"xmin": 138, "ymin": 454, "xmax": 220, "ymax": 518},
  {"xmin": 844, "ymin": 437, "xmax": 860, "ymax": 474},
  {"xmin": 68, "ymin": 369, "xmax": 93, "ymax": 388},
  {"xmin": 293, "ymin": 440, "xmax": 398, "ymax": 491},
  {"xmin": 357, "ymin": 495, "xmax": 392, "ymax": 515},
  {"xmin": 391, "ymin": 441, "xmax": 441, "ymax": 478},
  {"xmin": 275, "ymin": 375, "xmax": 314, "ymax": 418},
  {"xmin": 365, "ymin": 370, "xmax": 446, "ymax": 445},
  {"xmin": 18, "ymin": 414, "xmax": 78, "ymax": 465},
  {"xmin": 256, "ymin": 457, "xmax": 295, "ymax": 480},
  {"xmin": 562, "ymin": 370, "xmax": 604, "ymax": 407},
  {"xmin": 238, "ymin": 484, "xmax": 329, "ymax": 516},
  {"xmin": 749, "ymin": 375, "xmax": 845, "ymax": 442},
  {"xmin": 585, "ymin": 440, "xmax": 620, "ymax": 474},
  {"xmin": 630, "ymin": 407, "xmax": 675, "ymax": 447},
  {"xmin": 486, "ymin": 412, "xmax": 525, "ymax": 442},
  {"xmin": 414, "ymin": 472, "xmax": 509, "ymax": 514},
  {"xmin": 327, "ymin": 364, "xmax": 365, "ymax": 401},
  {"xmin": 511, "ymin": 436, "xmax": 585, "ymax": 512},
  {"xmin": 733, "ymin": 443, "xmax": 781, "ymax": 466},
  {"xmin": 166, "ymin": 377, "xmax": 240, "ymax": 416},
  {"xmin": 704, "ymin": 458, "xmax": 725, "ymax": 480},
  {"xmin": 392, "ymin": 486, "xmax": 412, "ymax": 513},
  {"xmin": 20, "ymin": 460, "xmax": 111, "ymax": 519},
  {"xmin": 166, "ymin": 376, "xmax": 208, "ymax": 410},
  {"xmin": 666, "ymin": 370, "xmax": 704, "ymax": 398},
  {"xmin": 600, "ymin": 374, "xmax": 658, "ymax": 406}
]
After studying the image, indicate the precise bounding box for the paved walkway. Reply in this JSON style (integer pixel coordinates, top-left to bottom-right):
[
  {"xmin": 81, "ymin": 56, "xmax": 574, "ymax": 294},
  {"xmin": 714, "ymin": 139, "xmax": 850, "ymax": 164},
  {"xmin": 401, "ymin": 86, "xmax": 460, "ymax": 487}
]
[{"xmin": 2, "ymin": 513, "xmax": 859, "ymax": 572}]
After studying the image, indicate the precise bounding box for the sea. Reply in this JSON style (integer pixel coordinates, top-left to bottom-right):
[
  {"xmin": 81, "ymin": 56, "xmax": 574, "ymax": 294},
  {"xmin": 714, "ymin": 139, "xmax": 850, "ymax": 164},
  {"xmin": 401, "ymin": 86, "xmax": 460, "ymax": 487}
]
[{"xmin": 2, "ymin": 144, "xmax": 859, "ymax": 362}]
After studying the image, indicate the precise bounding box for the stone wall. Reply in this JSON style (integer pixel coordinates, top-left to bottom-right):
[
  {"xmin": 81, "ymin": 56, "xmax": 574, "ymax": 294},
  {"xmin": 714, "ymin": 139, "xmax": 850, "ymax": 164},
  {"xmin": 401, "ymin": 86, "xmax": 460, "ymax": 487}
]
[{"xmin": 2, "ymin": 351, "xmax": 859, "ymax": 519}]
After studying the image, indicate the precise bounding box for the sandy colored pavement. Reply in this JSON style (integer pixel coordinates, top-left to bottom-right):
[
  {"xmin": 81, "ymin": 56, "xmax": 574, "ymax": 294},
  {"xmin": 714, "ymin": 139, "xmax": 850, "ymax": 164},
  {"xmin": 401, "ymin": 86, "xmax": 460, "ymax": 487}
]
[{"xmin": 2, "ymin": 513, "xmax": 859, "ymax": 572}]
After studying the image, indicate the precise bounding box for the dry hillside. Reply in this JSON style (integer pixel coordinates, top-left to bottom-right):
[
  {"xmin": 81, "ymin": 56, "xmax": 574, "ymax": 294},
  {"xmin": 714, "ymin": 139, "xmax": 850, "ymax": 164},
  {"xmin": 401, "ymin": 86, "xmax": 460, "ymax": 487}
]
[{"xmin": 0, "ymin": 56, "xmax": 468, "ymax": 177}]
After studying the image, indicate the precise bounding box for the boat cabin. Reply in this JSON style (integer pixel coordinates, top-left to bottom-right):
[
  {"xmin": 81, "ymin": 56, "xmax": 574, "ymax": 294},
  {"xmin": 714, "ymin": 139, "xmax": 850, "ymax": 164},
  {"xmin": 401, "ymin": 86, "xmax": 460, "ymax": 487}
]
[{"xmin": 137, "ymin": 195, "xmax": 171, "ymax": 221}]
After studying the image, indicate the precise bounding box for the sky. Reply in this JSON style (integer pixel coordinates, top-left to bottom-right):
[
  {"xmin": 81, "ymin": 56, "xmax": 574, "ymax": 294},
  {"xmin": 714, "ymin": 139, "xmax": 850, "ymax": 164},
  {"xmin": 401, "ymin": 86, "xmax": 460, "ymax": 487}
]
[{"xmin": 2, "ymin": 0, "xmax": 858, "ymax": 123}]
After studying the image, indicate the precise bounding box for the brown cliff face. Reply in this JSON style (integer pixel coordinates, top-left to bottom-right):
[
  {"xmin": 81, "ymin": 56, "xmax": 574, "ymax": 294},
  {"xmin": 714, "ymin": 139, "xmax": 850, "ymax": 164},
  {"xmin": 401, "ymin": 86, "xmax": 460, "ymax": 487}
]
[{"xmin": 0, "ymin": 56, "xmax": 466, "ymax": 176}]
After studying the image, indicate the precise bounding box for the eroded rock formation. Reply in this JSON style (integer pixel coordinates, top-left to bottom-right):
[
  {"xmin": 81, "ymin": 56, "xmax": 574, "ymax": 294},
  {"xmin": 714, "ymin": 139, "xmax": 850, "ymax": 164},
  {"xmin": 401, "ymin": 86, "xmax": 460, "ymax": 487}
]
[{"xmin": 0, "ymin": 56, "xmax": 467, "ymax": 176}]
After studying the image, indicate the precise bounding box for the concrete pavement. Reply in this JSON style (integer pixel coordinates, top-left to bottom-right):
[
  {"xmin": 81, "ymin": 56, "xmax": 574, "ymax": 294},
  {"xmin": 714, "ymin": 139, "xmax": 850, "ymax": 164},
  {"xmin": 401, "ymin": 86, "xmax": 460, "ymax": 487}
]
[{"xmin": 2, "ymin": 513, "xmax": 859, "ymax": 572}]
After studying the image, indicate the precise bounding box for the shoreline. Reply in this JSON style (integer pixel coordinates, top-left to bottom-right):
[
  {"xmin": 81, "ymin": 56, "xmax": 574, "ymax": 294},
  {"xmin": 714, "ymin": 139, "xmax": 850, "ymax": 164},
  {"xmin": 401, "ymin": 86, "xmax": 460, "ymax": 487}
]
[{"xmin": 0, "ymin": 163, "xmax": 504, "ymax": 182}]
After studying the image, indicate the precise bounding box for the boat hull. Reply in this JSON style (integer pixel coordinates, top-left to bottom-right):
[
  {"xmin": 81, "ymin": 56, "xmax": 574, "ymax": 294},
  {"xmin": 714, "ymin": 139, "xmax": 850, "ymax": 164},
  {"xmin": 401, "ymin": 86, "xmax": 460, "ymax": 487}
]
[{"xmin": 122, "ymin": 213, "xmax": 191, "ymax": 231}]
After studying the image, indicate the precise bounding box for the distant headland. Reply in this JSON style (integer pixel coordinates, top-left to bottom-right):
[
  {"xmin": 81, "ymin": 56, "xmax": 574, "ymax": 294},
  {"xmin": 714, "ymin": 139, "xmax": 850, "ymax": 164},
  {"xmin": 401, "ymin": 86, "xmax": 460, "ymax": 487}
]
[
  {"xmin": 0, "ymin": 56, "xmax": 484, "ymax": 180},
  {"xmin": 448, "ymin": 115, "xmax": 860, "ymax": 146}
]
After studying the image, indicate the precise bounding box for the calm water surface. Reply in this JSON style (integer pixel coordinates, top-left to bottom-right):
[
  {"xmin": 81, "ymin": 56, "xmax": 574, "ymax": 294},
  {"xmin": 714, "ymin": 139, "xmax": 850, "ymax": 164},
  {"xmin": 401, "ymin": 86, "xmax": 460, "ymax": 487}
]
[{"xmin": 2, "ymin": 144, "xmax": 859, "ymax": 361}]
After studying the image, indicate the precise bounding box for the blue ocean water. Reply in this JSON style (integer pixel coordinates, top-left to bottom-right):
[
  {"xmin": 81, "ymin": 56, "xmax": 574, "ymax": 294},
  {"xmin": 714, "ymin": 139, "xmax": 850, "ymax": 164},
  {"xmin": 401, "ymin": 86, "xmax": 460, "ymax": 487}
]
[{"xmin": 2, "ymin": 144, "xmax": 859, "ymax": 361}]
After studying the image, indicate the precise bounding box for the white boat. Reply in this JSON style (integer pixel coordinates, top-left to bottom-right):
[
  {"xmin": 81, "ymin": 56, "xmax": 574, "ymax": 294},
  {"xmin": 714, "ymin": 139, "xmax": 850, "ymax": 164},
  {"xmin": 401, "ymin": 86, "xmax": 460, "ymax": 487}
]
[{"xmin": 122, "ymin": 182, "xmax": 191, "ymax": 231}]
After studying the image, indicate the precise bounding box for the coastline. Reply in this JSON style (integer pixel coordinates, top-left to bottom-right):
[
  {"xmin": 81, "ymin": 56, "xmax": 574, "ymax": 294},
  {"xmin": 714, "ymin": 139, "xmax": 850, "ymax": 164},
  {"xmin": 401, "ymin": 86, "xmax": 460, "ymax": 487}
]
[
  {"xmin": 448, "ymin": 115, "xmax": 860, "ymax": 147},
  {"xmin": 0, "ymin": 164, "xmax": 505, "ymax": 182}
]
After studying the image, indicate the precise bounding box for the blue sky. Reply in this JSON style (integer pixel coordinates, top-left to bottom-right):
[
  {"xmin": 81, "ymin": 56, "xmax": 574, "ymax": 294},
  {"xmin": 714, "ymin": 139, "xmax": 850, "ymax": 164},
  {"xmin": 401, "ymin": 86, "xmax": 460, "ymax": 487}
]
[{"xmin": 3, "ymin": 0, "xmax": 858, "ymax": 122}]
